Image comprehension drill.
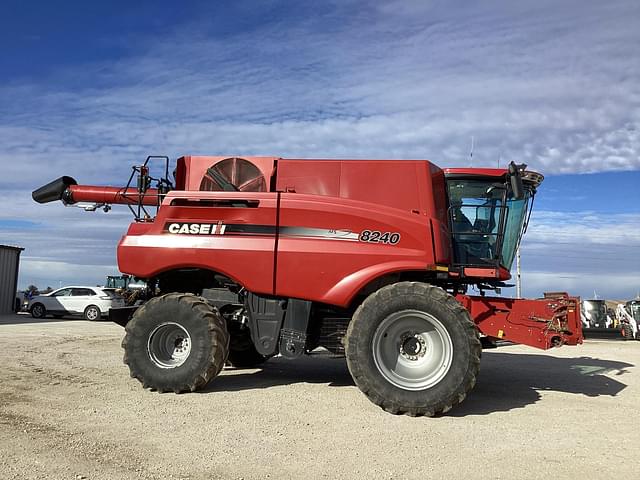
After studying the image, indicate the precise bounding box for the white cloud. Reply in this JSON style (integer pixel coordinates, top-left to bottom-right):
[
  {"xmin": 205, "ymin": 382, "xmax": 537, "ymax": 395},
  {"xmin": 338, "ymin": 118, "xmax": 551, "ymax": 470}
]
[
  {"xmin": 19, "ymin": 258, "xmax": 120, "ymax": 290},
  {"xmin": 518, "ymin": 210, "xmax": 640, "ymax": 299},
  {"xmin": 2, "ymin": 1, "xmax": 639, "ymax": 179},
  {"xmin": 519, "ymin": 271, "xmax": 640, "ymax": 302}
]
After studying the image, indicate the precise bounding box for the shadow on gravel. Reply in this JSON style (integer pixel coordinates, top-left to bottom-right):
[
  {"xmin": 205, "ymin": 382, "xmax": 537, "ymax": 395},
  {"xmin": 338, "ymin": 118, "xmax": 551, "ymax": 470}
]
[
  {"xmin": 0, "ymin": 314, "xmax": 113, "ymax": 325},
  {"xmin": 201, "ymin": 353, "xmax": 354, "ymax": 393},
  {"xmin": 450, "ymin": 351, "xmax": 633, "ymax": 417},
  {"xmin": 0, "ymin": 314, "xmax": 80, "ymax": 325},
  {"xmin": 202, "ymin": 350, "xmax": 633, "ymax": 416}
]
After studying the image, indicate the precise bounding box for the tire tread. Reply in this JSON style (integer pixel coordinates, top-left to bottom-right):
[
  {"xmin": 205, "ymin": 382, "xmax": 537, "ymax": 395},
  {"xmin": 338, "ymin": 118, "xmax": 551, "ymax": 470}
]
[
  {"xmin": 345, "ymin": 282, "xmax": 481, "ymax": 417},
  {"xmin": 122, "ymin": 293, "xmax": 229, "ymax": 393}
]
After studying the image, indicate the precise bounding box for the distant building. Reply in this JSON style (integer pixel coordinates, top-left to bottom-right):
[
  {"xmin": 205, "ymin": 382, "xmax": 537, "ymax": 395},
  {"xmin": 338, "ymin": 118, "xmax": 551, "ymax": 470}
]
[{"xmin": 0, "ymin": 245, "xmax": 24, "ymax": 314}]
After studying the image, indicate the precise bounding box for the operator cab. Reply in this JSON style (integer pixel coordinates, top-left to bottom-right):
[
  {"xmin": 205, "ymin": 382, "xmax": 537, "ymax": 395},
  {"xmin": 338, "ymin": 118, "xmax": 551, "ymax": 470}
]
[{"xmin": 444, "ymin": 164, "xmax": 543, "ymax": 279}]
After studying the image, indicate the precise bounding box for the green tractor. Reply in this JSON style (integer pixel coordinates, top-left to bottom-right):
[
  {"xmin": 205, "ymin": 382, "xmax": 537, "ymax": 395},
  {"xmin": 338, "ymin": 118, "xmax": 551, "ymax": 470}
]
[{"xmin": 105, "ymin": 275, "xmax": 148, "ymax": 306}]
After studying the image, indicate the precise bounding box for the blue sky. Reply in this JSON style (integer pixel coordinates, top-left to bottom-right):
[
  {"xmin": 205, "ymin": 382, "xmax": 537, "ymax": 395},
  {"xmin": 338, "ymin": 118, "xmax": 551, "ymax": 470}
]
[{"xmin": 0, "ymin": 0, "xmax": 639, "ymax": 299}]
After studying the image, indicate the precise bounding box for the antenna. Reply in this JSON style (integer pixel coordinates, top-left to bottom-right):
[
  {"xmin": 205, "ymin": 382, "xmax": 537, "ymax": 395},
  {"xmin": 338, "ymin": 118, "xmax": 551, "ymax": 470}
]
[
  {"xmin": 516, "ymin": 246, "xmax": 521, "ymax": 298},
  {"xmin": 469, "ymin": 136, "xmax": 474, "ymax": 167}
]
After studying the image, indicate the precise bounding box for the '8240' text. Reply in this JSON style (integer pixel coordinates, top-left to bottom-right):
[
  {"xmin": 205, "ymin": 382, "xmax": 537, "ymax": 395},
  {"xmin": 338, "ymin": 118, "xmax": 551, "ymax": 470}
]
[{"xmin": 359, "ymin": 230, "xmax": 401, "ymax": 244}]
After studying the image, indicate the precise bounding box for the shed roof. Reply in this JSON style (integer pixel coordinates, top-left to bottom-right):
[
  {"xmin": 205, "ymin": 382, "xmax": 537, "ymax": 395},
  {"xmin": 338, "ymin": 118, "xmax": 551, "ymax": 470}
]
[{"xmin": 0, "ymin": 245, "xmax": 25, "ymax": 252}]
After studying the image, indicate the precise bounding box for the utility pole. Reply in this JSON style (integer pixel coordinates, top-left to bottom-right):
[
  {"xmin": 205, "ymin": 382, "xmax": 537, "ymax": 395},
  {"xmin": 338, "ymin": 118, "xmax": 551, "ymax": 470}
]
[{"xmin": 516, "ymin": 246, "xmax": 521, "ymax": 298}]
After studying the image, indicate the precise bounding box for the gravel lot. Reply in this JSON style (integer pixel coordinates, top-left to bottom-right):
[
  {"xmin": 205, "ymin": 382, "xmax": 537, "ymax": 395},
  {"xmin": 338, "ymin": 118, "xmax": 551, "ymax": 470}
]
[{"xmin": 0, "ymin": 312, "xmax": 638, "ymax": 480}]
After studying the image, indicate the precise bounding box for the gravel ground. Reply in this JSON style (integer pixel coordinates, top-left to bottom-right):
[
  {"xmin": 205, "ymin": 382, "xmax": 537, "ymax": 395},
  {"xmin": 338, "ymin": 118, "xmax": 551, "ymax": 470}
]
[{"xmin": 0, "ymin": 312, "xmax": 638, "ymax": 480}]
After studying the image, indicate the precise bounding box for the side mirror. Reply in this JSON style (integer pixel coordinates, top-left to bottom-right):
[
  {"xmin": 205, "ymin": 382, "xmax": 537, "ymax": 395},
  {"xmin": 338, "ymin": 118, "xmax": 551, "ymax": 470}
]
[{"xmin": 508, "ymin": 162, "xmax": 526, "ymax": 199}]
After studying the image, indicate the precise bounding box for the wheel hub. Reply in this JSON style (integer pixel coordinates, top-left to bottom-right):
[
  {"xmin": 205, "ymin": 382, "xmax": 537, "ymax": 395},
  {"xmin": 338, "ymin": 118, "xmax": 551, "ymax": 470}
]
[
  {"xmin": 147, "ymin": 322, "xmax": 192, "ymax": 369},
  {"xmin": 372, "ymin": 310, "xmax": 453, "ymax": 391},
  {"xmin": 399, "ymin": 333, "xmax": 427, "ymax": 360}
]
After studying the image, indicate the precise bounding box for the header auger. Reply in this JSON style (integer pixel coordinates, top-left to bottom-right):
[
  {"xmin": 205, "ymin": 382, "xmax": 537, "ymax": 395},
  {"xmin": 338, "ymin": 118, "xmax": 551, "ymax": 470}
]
[{"xmin": 33, "ymin": 155, "xmax": 582, "ymax": 416}]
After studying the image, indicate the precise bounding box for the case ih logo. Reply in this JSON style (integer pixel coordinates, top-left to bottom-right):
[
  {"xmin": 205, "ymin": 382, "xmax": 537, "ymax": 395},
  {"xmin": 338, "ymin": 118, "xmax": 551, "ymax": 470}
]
[{"xmin": 165, "ymin": 222, "xmax": 226, "ymax": 235}]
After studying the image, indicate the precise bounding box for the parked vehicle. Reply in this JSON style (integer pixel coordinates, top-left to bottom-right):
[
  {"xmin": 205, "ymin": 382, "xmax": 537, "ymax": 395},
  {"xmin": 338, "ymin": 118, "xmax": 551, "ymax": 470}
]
[
  {"xmin": 105, "ymin": 274, "xmax": 149, "ymax": 305},
  {"xmin": 105, "ymin": 274, "xmax": 147, "ymax": 291},
  {"xmin": 33, "ymin": 155, "xmax": 583, "ymax": 416},
  {"xmin": 618, "ymin": 301, "xmax": 640, "ymax": 340},
  {"xmin": 28, "ymin": 286, "xmax": 125, "ymax": 320}
]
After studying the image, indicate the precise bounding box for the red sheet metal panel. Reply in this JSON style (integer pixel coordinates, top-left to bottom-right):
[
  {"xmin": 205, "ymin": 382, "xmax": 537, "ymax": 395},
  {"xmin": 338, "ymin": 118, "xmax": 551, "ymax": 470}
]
[{"xmin": 457, "ymin": 293, "xmax": 583, "ymax": 349}]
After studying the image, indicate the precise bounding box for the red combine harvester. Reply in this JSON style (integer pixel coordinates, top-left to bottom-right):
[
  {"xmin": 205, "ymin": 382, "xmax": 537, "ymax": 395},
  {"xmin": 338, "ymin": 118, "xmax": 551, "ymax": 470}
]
[{"xmin": 33, "ymin": 156, "xmax": 582, "ymax": 416}]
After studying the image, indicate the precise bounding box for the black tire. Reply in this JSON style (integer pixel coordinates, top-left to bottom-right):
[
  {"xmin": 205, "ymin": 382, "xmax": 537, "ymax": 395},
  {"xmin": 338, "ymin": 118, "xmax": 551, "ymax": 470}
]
[
  {"xmin": 226, "ymin": 323, "xmax": 268, "ymax": 368},
  {"xmin": 345, "ymin": 282, "xmax": 481, "ymax": 416},
  {"xmin": 621, "ymin": 323, "xmax": 634, "ymax": 340},
  {"xmin": 228, "ymin": 340, "xmax": 268, "ymax": 369},
  {"xmin": 84, "ymin": 305, "xmax": 101, "ymax": 321},
  {"xmin": 122, "ymin": 293, "xmax": 230, "ymax": 393},
  {"xmin": 227, "ymin": 346, "xmax": 268, "ymax": 368},
  {"xmin": 30, "ymin": 303, "xmax": 47, "ymax": 319}
]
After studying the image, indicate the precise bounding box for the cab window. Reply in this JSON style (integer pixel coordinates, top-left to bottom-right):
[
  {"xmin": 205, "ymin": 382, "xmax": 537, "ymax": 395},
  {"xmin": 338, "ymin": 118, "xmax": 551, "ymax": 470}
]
[{"xmin": 447, "ymin": 178, "xmax": 532, "ymax": 269}]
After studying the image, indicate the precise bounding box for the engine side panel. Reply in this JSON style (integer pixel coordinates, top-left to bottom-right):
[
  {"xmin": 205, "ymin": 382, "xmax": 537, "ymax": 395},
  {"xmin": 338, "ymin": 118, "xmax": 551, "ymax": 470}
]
[
  {"xmin": 276, "ymin": 159, "xmax": 432, "ymax": 212},
  {"xmin": 275, "ymin": 193, "xmax": 436, "ymax": 306}
]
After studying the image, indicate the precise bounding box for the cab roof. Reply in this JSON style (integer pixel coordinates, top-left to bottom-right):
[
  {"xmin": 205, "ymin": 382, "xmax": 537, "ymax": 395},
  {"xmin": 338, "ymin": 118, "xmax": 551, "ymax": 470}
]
[
  {"xmin": 443, "ymin": 168, "xmax": 508, "ymax": 177},
  {"xmin": 444, "ymin": 167, "xmax": 544, "ymax": 187}
]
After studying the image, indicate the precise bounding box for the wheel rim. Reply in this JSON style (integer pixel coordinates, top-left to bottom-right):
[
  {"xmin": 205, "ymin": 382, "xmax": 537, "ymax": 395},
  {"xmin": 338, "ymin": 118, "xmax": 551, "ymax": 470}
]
[
  {"xmin": 372, "ymin": 309, "xmax": 453, "ymax": 391},
  {"xmin": 147, "ymin": 322, "xmax": 192, "ymax": 369},
  {"xmin": 33, "ymin": 305, "xmax": 43, "ymax": 317},
  {"xmin": 86, "ymin": 307, "xmax": 99, "ymax": 320}
]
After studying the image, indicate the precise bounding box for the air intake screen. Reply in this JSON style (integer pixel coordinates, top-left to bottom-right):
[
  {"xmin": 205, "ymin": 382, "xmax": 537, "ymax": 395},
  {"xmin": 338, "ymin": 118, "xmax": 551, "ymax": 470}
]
[{"xmin": 199, "ymin": 157, "xmax": 267, "ymax": 192}]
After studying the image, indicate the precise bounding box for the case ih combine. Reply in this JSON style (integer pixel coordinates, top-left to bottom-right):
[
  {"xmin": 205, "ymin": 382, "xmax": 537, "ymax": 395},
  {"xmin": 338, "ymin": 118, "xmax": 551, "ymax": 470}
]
[{"xmin": 33, "ymin": 156, "xmax": 582, "ymax": 416}]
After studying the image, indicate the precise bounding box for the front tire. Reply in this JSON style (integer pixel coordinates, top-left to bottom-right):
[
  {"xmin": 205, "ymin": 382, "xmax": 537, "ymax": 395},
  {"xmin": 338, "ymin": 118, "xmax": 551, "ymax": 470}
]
[
  {"xmin": 122, "ymin": 293, "xmax": 230, "ymax": 393},
  {"xmin": 345, "ymin": 282, "xmax": 481, "ymax": 416},
  {"xmin": 31, "ymin": 303, "xmax": 46, "ymax": 319}
]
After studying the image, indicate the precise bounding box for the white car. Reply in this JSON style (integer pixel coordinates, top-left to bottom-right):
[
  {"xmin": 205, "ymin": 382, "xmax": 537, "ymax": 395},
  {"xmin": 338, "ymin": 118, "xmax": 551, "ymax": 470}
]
[{"xmin": 28, "ymin": 286, "xmax": 125, "ymax": 321}]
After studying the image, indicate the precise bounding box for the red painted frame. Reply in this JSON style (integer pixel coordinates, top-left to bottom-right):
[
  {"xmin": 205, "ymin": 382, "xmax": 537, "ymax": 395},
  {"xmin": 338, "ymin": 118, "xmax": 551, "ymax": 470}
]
[
  {"xmin": 456, "ymin": 293, "xmax": 583, "ymax": 349},
  {"xmin": 61, "ymin": 156, "xmax": 584, "ymax": 351}
]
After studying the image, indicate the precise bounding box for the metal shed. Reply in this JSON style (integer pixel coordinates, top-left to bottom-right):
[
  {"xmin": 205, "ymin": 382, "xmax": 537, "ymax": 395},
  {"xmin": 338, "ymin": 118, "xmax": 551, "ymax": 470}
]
[{"xmin": 0, "ymin": 245, "xmax": 24, "ymax": 314}]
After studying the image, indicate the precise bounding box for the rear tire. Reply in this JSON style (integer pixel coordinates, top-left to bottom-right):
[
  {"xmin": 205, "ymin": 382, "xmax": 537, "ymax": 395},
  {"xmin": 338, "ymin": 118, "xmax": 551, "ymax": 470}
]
[
  {"xmin": 227, "ymin": 346, "xmax": 268, "ymax": 368},
  {"xmin": 122, "ymin": 293, "xmax": 230, "ymax": 393},
  {"xmin": 84, "ymin": 305, "xmax": 101, "ymax": 321},
  {"xmin": 226, "ymin": 325, "xmax": 268, "ymax": 368},
  {"xmin": 30, "ymin": 303, "xmax": 46, "ymax": 319},
  {"xmin": 622, "ymin": 323, "xmax": 634, "ymax": 340},
  {"xmin": 345, "ymin": 282, "xmax": 481, "ymax": 416}
]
